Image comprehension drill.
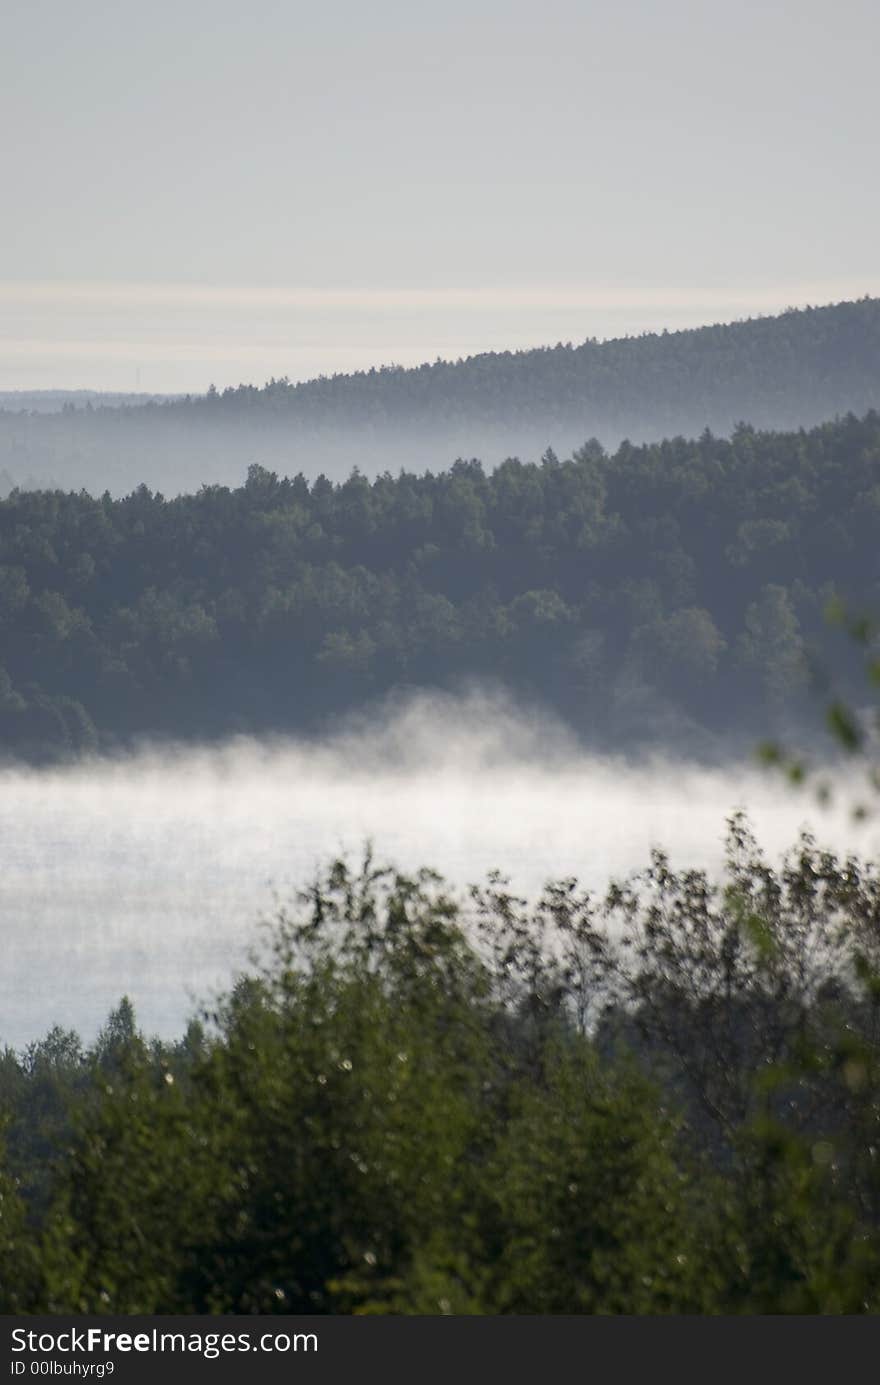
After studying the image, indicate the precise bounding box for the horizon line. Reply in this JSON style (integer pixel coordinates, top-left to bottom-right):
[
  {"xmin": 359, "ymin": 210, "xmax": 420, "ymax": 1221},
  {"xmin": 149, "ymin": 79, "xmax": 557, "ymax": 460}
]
[
  {"xmin": 2, "ymin": 283, "xmax": 877, "ymax": 396},
  {"xmin": 0, "ymin": 279, "xmax": 876, "ymax": 315}
]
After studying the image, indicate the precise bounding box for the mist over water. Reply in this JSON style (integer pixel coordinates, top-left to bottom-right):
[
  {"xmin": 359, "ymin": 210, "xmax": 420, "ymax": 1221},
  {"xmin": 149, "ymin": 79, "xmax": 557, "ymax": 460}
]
[{"xmin": 0, "ymin": 692, "xmax": 872, "ymax": 1050}]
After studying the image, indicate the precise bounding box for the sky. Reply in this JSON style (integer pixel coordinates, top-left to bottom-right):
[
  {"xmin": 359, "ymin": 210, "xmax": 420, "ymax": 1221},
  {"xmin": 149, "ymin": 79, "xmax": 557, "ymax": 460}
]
[{"xmin": 2, "ymin": 0, "xmax": 878, "ymax": 392}]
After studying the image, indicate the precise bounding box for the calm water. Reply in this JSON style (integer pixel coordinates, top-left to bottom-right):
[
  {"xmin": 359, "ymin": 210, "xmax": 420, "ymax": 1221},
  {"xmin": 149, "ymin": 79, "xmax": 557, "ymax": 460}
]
[{"xmin": 0, "ymin": 697, "xmax": 869, "ymax": 1048}]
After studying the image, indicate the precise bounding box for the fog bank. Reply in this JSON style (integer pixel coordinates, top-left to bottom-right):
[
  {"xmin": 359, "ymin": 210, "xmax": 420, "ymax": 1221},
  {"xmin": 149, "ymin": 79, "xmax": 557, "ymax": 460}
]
[{"xmin": 1, "ymin": 693, "xmax": 873, "ymax": 1049}]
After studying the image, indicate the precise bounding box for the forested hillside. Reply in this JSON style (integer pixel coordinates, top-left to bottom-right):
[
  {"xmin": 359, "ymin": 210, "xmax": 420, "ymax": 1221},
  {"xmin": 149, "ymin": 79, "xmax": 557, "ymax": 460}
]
[
  {"xmin": 1, "ymin": 296, "xmax": 878, "ymax": 495},
  {"xmin": 1, "ymin": 409, "xmax": 878, "ymax": 761},
  {"xmin": 0, "ymin": 391, "xmax": 179, "ymax": 414}
]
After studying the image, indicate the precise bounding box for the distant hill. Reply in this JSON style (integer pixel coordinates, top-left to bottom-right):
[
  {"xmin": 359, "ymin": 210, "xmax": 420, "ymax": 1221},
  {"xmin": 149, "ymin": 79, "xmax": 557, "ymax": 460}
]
[
  {"xmin": 1, "ymin": 296, "xmax": 878, "ymax": 495},
  {"xmin": 0, "ymin": 390, "xmax": 181, "ymax": 414}
]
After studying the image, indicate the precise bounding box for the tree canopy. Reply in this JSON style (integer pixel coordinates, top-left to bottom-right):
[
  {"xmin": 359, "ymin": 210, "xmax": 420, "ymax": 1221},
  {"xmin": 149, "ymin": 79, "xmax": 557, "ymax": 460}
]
[
  {"xmin": 0, "ymin": 409, "xmax": 878, "ymax": 760},
  {"xmin": 4, "ymin": 823, "xmax": 880, "ymax": 1313},
  {"xmin": 1, "ymin": 296, "xmax": 878, "ymax": 495}
]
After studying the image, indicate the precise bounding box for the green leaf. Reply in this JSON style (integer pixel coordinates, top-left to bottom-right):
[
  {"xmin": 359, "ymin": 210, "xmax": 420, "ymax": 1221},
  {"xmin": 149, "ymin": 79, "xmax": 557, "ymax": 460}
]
[{"xmin": 826, "ymin": 701, "xmax": 862, "ymax": 752}]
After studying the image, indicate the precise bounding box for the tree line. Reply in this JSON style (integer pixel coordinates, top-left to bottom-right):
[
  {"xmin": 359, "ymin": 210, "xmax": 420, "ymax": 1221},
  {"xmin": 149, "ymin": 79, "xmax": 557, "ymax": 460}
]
[
  {"xmin": 0, "ymin": 409, "xmax": 879, "ymax": 760},
  {"xmin": 186, "ymin": 295, "xmax": 880, "ymax": 436},
  {"xmin": 1, "ymin": 296, "xmax": 878, "ymax": 494}
]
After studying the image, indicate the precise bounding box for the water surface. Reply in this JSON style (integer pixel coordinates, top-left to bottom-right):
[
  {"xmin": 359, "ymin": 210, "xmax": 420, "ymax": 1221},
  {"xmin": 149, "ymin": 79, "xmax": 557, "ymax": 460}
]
[{"xmin": 0, "ymin": 696, "xmax": 869, "ymax": 1048}]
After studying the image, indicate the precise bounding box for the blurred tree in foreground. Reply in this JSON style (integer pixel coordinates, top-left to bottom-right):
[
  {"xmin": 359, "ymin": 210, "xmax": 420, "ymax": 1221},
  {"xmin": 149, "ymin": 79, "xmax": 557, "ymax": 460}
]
[{"xmin": 2, "ymin": 824, "xmax": 880, "ymax": 1313}]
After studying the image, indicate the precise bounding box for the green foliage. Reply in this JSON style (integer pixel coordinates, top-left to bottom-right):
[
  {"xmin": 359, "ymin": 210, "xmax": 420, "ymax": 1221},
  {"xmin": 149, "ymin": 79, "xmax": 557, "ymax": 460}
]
[
  {"xmin": 759, "ymin": 595, "xmax": 880, "ymax": 820},
  {"xmin": 0, "ymin": 1131, "xmax": 43, "ymax": 1312},
  {"xmin": 485, "ymin": 1047, "xmax": 701, "ymax": 1313},
  {"xmin": 2, "ymin": 297, "xmax": 879, "ymax": 496},
  {"xmin": 1, "ymin": 409, "xmax": 880, "ymax": 757},
  {"xmin": 4, "ymin": 826, "xmax": 880, "ymax": 1313}
]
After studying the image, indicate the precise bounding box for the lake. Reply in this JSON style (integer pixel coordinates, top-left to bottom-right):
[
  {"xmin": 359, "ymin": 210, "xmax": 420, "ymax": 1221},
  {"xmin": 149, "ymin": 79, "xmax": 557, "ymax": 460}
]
[{"xmin": 0, "ymin": 693, "xmax": 870, "ymax": 1048}]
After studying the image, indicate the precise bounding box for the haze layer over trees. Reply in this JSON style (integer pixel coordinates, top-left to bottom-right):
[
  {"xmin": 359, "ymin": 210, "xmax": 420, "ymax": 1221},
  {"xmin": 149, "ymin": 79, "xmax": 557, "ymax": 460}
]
[
  {"xmin": 1, "ymin": 296, "xmax": 878, "ymax": 496},
  {"xmin": 0, "ymin": 409, "xmax": 878, "ymax": 760}
]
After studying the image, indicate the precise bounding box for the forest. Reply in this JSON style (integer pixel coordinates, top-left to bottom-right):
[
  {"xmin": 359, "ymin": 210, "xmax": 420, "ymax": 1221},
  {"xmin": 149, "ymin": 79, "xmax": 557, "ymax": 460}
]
[
  {"xmin": 3, "ymin": 816, "xmax": 880, "ymax": 1314},
  {"xmin": 2, "ymin": 365, "xmax": 879, "ymax": 1316},
  {"xmin": 6, "ymin": 0, "xmax": 878, "ymax": 1325},
  {"xmin": 0, "ymin": 408, "xmax": 878, "ymax": 761},
  {"xmin": 172, "ymin": 295, "xmax": 880, "ymax": 434},
  {"xmin": 1, "ymin": 296, "xmax": 878, "ymax": 495}
]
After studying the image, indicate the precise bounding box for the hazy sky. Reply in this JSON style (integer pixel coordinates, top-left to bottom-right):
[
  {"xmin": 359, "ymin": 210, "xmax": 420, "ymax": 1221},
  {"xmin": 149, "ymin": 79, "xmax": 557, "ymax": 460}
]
[{"xmin": 2, "ymin": 0, "xmax": 877, "ymax": 391}]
